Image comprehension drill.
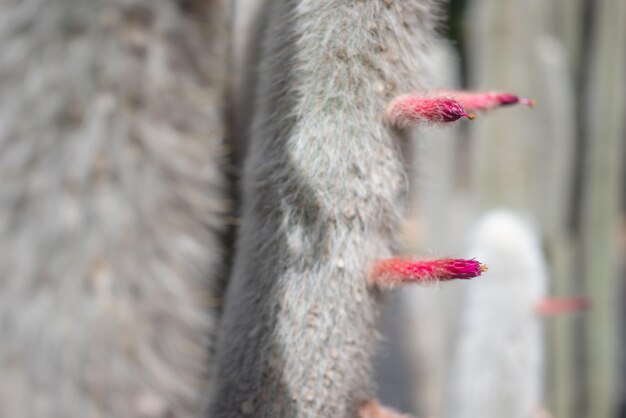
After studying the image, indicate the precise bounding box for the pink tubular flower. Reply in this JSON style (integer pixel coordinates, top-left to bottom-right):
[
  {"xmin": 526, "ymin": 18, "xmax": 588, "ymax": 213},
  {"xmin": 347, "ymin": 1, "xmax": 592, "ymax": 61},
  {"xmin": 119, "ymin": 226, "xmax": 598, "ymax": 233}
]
[
  {"xmin": 370, "ymin": 257, "xmax": 487, "ymax": 286},
  {"xmin": 536, "ymin": 296, "xmax": 591, "ymax": 316},
  {"xmin": 386, "ymin": 95, "xmax": 476, "ymax": 128},
  {"xmin": 439, "ymin": 90, "xmax": 535, "ymax": 112}
]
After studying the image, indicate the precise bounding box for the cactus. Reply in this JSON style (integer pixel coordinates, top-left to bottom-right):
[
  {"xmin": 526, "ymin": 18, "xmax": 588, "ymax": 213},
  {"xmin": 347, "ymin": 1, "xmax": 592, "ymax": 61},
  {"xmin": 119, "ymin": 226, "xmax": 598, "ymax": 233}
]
[
  {"xmin": 208, "ymin": 1, "xmax": 489, "ymax": 417},
  {"xmin": 0, "ymin": 1, "xmax": 230, "ymax": 417},
  {"xmin": 581, "ymin": 0, "xmax": 626, "ymax": 416},
  {"xmin": 448, "ymin": 210, "xmax": 548, "ymax": 418}
]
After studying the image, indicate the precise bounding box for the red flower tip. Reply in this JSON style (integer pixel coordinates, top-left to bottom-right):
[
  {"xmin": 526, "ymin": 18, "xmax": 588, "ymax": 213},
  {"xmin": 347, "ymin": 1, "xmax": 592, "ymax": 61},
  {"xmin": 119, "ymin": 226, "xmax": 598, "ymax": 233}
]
[
  {"xmin": 438, "ymin": 90, "xmax": 535, "ymax": 112},
  {"xmin": 494, "ymin": 93, "xmax": 520, "ymax": 106},
  {"xmin": 536, "ymin": 296, "xmax": 591, "ymax": 316},
  {"xmin": 496, "ymin": 94, "xmax": 535, "ymax": 108},
  {"xmin": 370, "ymin": 257, "xmax": 486, "ymax": 286},
  {"xmin": 386, "ymin": 95, "xmax": 475, "ymax": 128}
]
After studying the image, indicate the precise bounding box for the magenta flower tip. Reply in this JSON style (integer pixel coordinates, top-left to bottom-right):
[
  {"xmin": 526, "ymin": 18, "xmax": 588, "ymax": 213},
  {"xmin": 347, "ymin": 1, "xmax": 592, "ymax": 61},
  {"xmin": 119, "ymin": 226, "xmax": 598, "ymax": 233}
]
[
  {"xmin": 438, "ymin": 90, "xmax": 535, "ymax": 112},
  {"xmin": 370, "ymin": 257, "xmax": 487, "ymax": 286},
  {"xmin": 386, "ymin": 95, "xmax": 474, "ymax": 128},
  {"xmin": 496, "ymin": 94, "xmax": 535, "ymax": 108},
  {"xmin": 439, "ymin": 98, "xmax": 472, "ymax": 122},
  {"xmin": 496, "ymin": 93, "xmax": 519, "ymax": 106},
  {"xmin": 443, "ymin": 258, "xmax": 488, "ymax": 279}
]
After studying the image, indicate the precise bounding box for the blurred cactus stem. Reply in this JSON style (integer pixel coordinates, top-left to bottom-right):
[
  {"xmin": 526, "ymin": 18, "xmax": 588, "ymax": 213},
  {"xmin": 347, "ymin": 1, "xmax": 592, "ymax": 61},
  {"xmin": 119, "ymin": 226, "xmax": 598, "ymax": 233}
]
[{"xmin": 581, "ymin": 0, "xmax": 626, "ymax": 417}]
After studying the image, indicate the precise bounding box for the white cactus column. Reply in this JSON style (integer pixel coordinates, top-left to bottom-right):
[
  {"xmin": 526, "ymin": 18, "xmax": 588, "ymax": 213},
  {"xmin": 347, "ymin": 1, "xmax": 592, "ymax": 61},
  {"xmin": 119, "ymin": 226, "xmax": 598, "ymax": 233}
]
[{"xmin": 448, "ymin": 210, "xmax": 547, "ymax": 418}]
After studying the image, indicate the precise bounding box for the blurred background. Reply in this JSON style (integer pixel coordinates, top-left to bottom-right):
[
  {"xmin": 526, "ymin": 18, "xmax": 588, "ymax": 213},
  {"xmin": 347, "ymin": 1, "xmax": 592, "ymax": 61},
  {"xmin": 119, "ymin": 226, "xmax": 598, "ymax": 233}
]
[{"xmin": 374, "ymin": 1, "xmax": 625, "ymax": 417}]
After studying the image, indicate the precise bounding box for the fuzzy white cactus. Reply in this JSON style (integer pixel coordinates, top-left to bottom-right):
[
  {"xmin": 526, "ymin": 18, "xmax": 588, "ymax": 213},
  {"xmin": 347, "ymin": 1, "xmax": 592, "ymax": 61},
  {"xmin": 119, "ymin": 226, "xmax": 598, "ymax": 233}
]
[
  {"xmin": 448, "ymin": 210, "xmax": 547, "ymax": 418},
  {"xmin": 0, "ymin": 1, "xmax": 230, "ymax": 417}
]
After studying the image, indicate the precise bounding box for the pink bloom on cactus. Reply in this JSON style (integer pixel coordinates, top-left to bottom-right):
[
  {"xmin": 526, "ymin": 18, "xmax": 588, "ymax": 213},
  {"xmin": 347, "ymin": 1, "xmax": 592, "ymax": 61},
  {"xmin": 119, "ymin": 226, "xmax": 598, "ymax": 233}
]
[
  {"xmin": 370, "ymin": 257, "xmax": 487, "ymax": 286},
  {"xmin": 536, "ymin": 296, "xmax": 591, "ymax": 316},
  {"xmin": 386, "ymin": 95, "xmax": 476, "ymax": 128},
  {"xmin": 440, "ymin": 90, "xmax": 535, "ymax": 112}
]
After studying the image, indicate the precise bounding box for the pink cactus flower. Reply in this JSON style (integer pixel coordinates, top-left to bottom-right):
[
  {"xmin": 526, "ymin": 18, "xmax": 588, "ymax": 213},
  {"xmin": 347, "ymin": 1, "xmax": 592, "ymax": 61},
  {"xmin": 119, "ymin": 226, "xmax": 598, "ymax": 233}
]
[
  {"xmin": 536, "ymin": 296, "xmax": 591, "ymax": 316},
  {"xmin": 370, "ymin": 257, "xmax": 487, "ymax": 286},
  {"xmin": 386, "ymin": 95, "xmax": 476, "ymax": 128},
  {"xmin": 439, "ymin": 90, "xmax": 535, "ymax": 112}
]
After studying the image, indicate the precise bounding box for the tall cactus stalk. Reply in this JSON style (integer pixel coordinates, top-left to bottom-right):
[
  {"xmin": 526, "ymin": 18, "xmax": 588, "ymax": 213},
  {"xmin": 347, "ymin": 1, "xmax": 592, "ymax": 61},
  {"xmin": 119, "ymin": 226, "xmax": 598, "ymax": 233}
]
[
  {"xmin": 465, "ymin": 0, "xmax": 547, "ymax": 211},
  {"xmin": 448, "ymin": 210, "xmax": 547, "ymax": 418},
  {"xmin": 532, "ymin": 35, "xmax": 578, "ymax": 418},
  {"xmin": 0, "ymin": 1, "xmax": 230, "ymax": 417},
  {"xmin": 581, "ymin": 0, "xmax": 626, "ymax": 416},
  {"xmin": 209, "ymin": 1, "xmax": 485, "ymax": 417}
]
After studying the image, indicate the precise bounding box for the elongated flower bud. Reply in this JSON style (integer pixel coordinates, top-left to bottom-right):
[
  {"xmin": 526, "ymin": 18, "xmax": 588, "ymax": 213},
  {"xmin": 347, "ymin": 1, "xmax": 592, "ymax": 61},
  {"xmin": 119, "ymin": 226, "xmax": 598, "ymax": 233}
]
[
  {"xmin": 370, "ymin": 257, "xmax": 487, "ymax": 286},
  {"xmin": 386, "ymin": 95, "xmax": 476, "ymax": 128},
  {"xmin": 536, "ymin": 296, "xmax": 590, "ymax": 316},
  {"xmin": 439, "ymin": 90, "xmax": 535, "ymax": 112}
]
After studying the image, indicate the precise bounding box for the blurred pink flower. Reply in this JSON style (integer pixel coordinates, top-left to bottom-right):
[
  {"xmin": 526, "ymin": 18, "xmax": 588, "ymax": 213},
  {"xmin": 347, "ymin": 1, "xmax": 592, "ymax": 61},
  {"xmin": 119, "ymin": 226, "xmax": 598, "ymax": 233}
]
[{"xmin": 536, "ymin": 296, "xmax": 591, "ymax": 316}]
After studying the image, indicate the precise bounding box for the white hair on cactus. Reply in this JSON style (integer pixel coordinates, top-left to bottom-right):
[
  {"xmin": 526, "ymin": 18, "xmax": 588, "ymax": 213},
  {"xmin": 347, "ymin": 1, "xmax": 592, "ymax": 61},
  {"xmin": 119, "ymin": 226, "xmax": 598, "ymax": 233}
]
[
  {"xmin": 448, "ymin": 210, "xmax": 547, "ymax": 418},
  {"xmin": 0, "ymin": 2, "xmax": 229, "ymax": 417}
]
